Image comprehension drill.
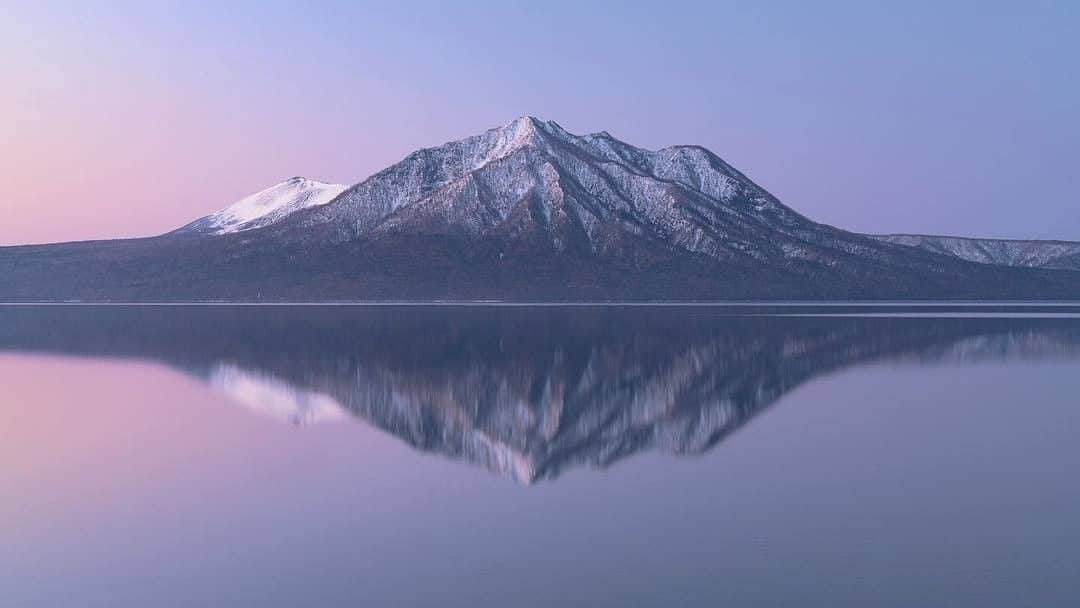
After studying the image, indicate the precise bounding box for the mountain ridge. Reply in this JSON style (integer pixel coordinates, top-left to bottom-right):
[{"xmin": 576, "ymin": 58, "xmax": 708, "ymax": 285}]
[{"xmin": 868, "ymin": 233, "xmax": 1080, "ymax": 271}]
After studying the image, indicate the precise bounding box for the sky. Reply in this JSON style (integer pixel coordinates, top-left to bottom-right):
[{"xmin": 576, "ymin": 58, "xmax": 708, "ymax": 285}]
[{"xmin": 2, "ymin": 0, "xmax": 1077, "ymax": 245}]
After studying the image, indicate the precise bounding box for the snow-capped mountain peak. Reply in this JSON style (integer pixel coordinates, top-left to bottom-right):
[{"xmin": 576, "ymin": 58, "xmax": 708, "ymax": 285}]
[
  {"xmin": 179, "ymin": 176, "xmax": 347, "ymax": 235},
  {"xmin": 483, "ymin": 116, "xmax": 552, "ymax": 163},
  {"xmin": 428, "ymin": 115, "xmax": 570, "ymax": 174},
  {"xmin": 291, "ymin": 115, "xmax": 815, "ymax": 259}
]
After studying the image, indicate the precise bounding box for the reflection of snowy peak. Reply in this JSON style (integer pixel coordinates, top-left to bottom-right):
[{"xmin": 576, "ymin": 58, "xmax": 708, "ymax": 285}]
[
  {"xmin": 334, "ymin": 340, "xmax": 769, "ymax": 484},
  {"xmin": 207, "ymin": 363, "xmax": 346, "ymax": 425},
  {"xmin": 179, "ymin": 177, "xmax": 346, "ymax": 235},
  {"xmin": 325, "ymin": 323, "xmax": 1080, "ymax": 484},
  {"xmin": 2, "ymin": 308, "xmax": 1080, "ymax": 482}
]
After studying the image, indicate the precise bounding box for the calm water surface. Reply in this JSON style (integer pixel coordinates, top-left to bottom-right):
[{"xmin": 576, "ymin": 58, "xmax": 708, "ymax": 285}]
[{"xmin": 2, "ymin": 306, "xmax": 1079, "ymax": 607}]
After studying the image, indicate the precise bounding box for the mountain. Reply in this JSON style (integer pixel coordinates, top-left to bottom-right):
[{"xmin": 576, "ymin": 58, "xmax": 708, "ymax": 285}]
[
  {"xmin": 2, "ymin": 306, "xmax": 1079, "ymax": 483},
  {"xmin": 177, "ymin": 177, "xmax": 346, "ymax": 235},
  {"xmin": 868, "ymin": 234, "xmax": 1080, "ymax": 272},
  {"xmin": 284, "ymin": 117, "xmax": 921, "ymax": 265},
  {"xmin": 2, "ymin": 116, "xmax": 1079, "ymax": 301}
]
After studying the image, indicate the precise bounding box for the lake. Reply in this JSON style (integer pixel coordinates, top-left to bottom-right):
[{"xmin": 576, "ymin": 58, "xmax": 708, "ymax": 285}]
[{"xmin": 2, "ymin": 305, "xmax": 1080, "ymax": 607}]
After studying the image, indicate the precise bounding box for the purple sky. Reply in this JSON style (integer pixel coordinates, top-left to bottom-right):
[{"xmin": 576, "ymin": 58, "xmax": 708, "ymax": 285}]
[{"xmin": 3, "ymin": 1, "xmax": 1078, "ymax": 245}]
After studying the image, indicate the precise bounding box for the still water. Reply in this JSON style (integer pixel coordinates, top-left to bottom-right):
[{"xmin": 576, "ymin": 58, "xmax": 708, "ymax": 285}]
[{"xmin": 2, "ymin": 306, "xmax": 1079, "ymax": 607}]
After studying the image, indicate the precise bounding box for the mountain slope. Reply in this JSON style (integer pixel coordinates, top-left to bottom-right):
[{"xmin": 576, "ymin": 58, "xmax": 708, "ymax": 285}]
[
  {"xmin": 178, "ymin": 177, "xmax": 346, "ymax": 235},
  {"xmin": 869, "ymin": 233, "xmax": 1080, "ymax": 272}
]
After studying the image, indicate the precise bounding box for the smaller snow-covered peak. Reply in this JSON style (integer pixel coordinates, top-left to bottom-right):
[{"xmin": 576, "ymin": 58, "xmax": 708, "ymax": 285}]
[{"xmin": 180, "ymin": 177, "xmax": 347, "ymax": 235}]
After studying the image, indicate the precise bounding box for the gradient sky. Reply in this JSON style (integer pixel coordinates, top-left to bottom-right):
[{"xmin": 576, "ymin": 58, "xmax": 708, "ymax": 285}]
[{"xmin": 2, "ymin": 0, "xmax": 1077, "ymax": 245}]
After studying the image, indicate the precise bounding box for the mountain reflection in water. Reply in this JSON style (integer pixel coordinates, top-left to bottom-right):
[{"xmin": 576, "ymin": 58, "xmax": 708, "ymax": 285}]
[{"xmin": 2, "ymin": 306, "xmax": 1078, "ymax": 484}]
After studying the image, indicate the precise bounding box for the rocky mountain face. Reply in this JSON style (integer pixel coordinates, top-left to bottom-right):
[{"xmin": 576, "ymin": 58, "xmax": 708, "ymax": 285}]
[
  {"xmin": 2, "ymin": 306, "xmax": 1078, "ymax": 483},
  {"xmin": 2, "ymin": 116, "xmax": 1079, "ymax": 300},
  {"xmin": 869, "ymin": 234, "xmax": 1080, "ymax": 272}
]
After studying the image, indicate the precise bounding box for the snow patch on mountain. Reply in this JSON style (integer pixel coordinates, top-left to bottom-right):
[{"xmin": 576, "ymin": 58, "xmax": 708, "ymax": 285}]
[{"xmin": 179, "ymin": 177, "xmax": 347, "ymax": 235}]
